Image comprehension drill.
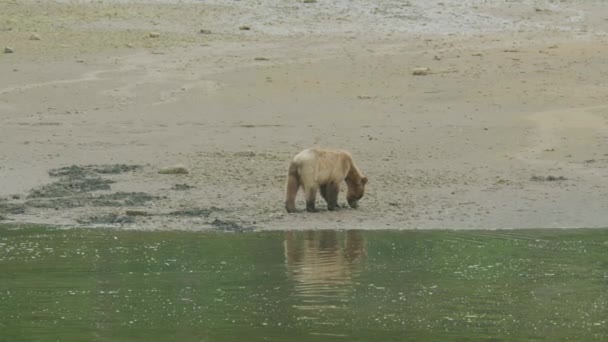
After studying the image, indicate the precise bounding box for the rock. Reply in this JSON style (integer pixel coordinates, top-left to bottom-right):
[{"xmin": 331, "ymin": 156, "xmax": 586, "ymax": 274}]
[
  {"xmin": 199, "ymin": 29, "xmax": 212, "ymax": 34},
  {"xmin": 412, "ymin": 67, "xmax": 430, "ymax": 76},
  {"xmin": 29, "ymin": 33, "xmax": 41, "ymax": 41},
  {"xmin": 4, "ymin": 46, "xmax": 14, "ymax": 53},
  {"xmin": 149, "ymin": 32, "xmax": 160, "ymax": 38},
  {"xmin": 158, "ymin": 164, "xmax": 189, "ymax": 175}
]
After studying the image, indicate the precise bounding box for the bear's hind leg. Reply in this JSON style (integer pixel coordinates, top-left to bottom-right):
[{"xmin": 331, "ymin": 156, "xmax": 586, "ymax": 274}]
[
  {"xmin": 285, "ymin": 163, "xmax": 300, "ymax": 213},
  {"xmin": 305, "ymin": 186, "xmax": 318, "ymax": 212},
  {"xmin": 326, "ymin": 182, "xmax": 340, "ymax": 211}
]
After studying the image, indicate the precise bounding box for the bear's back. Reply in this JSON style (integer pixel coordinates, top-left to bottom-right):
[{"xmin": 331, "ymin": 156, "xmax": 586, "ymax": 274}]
[
  {"xmin": 293, "ymin": 148, "xmax": 351, "ymax": 164},
  {"xmin": 292, "ymin": 148, "xmax": 352, "ymax": 184}
]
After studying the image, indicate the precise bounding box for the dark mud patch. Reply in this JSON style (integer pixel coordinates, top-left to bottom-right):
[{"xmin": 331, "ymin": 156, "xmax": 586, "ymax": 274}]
[
  {"xmin": 89, "ymin": 164, "xmax": 142, "ymax": 174},
  {"xmin": 76, "ymin": 213, "xmax": 135, "ymax": 225},
  {"xmin": 125, "ymin": 210, "xmax": 150, "ymax": 217},
  {"xmin": 158, "ymin": 165, "xmax": 189, "ymax": 175},
  {"xmin": 30, "ymin": 164, "xmax": 141, "ymax": 199},
  {"xmin": 0, "ymin": 200, "xmax": 27, "ymax": 215},
  {"xmin": 171, "ymin": 183, "xmax": 195, "ymax": 191},
  {"xmin": 531, "ymin": 175, "xmax": 567, "ymax": 182},
  {"xmin": 211, "ymin": 219, "xmax": 252, "ymax": 232},
  {"xmin": 169, "ymin": 207, "xmax": 221, "ymax": 217},
  {"xmin": 28, "ymin": 177, "xmax": 113, "ymax": 198},
  {"xmin": 98, "ymin": 192, "xmax": 159, "ymax": 206},
  {"xmin": 49, "ymin": 164, "xmax": 142, "ymax": 177},
  {"xmin": 1, "ymin": 164, "xmax": 162, "ymax": 222},
  {"xmin": 26, "ymin": 192, "xmax": 160, "ymax": 209},
  {"xmin": 47, "ymin": 165, "xmax": 88, "ymax": 178}
]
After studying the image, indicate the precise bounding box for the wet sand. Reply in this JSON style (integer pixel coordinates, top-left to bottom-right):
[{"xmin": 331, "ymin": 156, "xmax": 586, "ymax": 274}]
[{"xmin": 1, "ymin": 0, "xmax": 608, "ymax": 230}]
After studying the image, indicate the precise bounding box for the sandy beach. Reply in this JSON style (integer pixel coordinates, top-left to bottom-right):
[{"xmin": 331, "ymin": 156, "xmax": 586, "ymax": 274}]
[{"xmin": 1, "ymin": 0, "xmax": 607, "ymax": 230}]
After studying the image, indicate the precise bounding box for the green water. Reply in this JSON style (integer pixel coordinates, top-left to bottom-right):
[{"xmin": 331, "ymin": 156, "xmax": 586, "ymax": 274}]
[{"xmin": 1, "ymin": 227, "xmax": 607, "ymax": 341}]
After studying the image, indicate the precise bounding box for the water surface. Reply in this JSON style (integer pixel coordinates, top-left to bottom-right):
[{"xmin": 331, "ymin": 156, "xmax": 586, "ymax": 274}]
[{"xmin": 1, "ymin": 227, "xmax": 607, "ymax": 341}]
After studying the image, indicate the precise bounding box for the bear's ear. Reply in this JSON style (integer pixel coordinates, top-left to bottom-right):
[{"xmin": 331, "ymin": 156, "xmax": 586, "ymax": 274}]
[{"xmin": 361, "ymin": 177, "xmax": 368, "ymax": 185}]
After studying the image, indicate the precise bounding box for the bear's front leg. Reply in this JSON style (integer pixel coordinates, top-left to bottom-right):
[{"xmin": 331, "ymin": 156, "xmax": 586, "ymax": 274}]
[
  {"xmin": 305, "ymin": 186, "xmax": 318, "ymax": 212},
  {"xmin": 326, "ymin": 182, "xmax": 340, "ymax": 211}
]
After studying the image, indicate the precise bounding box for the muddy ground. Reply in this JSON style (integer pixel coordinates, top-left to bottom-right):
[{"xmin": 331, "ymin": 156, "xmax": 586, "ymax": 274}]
[{"xmin": 1, "ymin": 0, "xmax": 608, "ymax": 230}]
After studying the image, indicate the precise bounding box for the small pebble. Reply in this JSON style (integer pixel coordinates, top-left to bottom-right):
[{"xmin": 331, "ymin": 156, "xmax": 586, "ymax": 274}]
[{"xmin": 412, "ymin": 67, "xmax": 430, "ymax": 76}]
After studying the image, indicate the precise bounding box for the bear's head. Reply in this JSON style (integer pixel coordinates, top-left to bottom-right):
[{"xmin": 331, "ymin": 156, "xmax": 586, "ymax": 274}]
[{"xmin": 347, "ymin": 176, "xmax": 368, "ymax": 209}]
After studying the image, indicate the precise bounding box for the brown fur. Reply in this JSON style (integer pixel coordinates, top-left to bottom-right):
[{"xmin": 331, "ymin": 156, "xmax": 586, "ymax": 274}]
[{"xmin": 284, "ymin": 148, "xmax": 368, "ymax": 213}]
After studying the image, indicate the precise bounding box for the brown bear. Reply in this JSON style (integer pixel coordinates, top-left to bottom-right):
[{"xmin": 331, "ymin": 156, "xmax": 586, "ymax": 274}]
[{"xmin": 285, "ymin": 148, "xmax": 368, "ymax": 213}]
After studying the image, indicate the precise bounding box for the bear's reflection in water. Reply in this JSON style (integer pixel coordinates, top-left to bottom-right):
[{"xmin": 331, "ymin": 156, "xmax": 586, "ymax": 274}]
[{"xmin": 284, "ymin": 230, "xmax": 367, "ymax": 311}]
